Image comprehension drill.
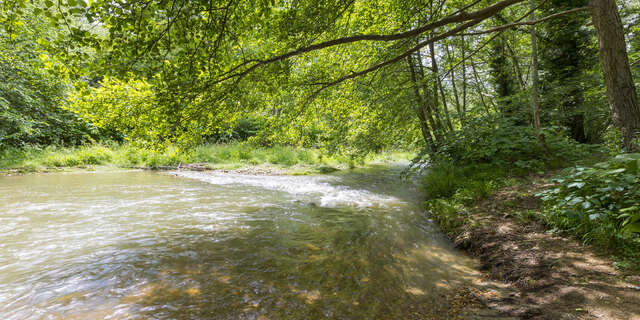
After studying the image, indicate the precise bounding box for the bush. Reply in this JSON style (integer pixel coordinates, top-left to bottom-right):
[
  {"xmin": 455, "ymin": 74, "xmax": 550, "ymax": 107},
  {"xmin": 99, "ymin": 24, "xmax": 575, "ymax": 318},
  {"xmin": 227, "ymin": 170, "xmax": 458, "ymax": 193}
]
[
  {"xmin": 536, "ymin": 154, "xmax": 640, "ymax": 268},
  {"xmin": 267, "ymin": 146, "xmax": 298, "ymax": 166},
  {"xmin": 433, "ymin": 116, "xmax": 588, "ymax": 172},
  {"xmin": 422, "ymin": 163, "xmax": 506, "ymax": 203},
  {"xmin": 232, "ymin": 117, "xmax": 264, "ymax": 141},
  {"xmin": 421, "ymin": 116, "xmax": 592, "ymax": 204},
  {"xmin": 0, "ymin": 42, "xmax": 98, "ymax": 148}
]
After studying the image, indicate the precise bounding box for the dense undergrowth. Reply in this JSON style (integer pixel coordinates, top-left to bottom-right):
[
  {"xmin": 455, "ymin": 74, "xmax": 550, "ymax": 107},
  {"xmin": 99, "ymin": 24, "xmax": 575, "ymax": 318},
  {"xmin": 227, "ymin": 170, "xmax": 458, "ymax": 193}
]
[
  {"xmin": 0, "ymin": 143, "xmax": 412, "ymax": 172},
  {"xmin": 421, "ymin": 118, "xmax": 593, "ymax": 202},
  {"xmin": 420, "ymin": 118, "xmax": 639, "ymax": 269},
  {"xmin": 537, "ymin": 154, "xmax": 640, "ymax": 269}
]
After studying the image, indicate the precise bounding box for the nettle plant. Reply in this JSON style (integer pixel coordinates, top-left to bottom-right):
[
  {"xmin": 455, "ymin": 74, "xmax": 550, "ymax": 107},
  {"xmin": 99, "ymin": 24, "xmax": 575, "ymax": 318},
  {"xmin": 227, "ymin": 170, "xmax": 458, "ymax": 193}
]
[{"xmin": 537, "ymin": 154, "xmax": 640, "ymax": 245}]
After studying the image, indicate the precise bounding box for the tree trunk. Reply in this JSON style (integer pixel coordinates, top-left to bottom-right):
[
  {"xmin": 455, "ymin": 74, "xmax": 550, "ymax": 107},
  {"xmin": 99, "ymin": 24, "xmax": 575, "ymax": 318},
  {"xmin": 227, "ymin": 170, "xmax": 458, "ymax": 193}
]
[
  {"xmin": 407, "ymin": 55, "xmax": 438, "ymax": 152},
  {"xmin": 471, "ymin": 58, "xmax": 494, "ymax": 114},
  {"xmin": 417, "ymin": 48, "xmax": 446, "ymax": 134},
  {"xmin": 506, "ymin": 41, "xmax": 526, "ymax": 91},
  {"xmin": 591, "ymin": 0, "xmax": 640, "ymax": 151},
  {"xmin": 445, "ymin": 43, "xmax": 465, "ymax": 124},
  {"xmin": 461, "ymin": 36, "xmax": 468, "ymax": 117},
  {"xmin": 530, "ymin": 0, "xmax": 541, "ymax": 131},
  {"xmin": 430, "ymin": 42, "xmax": 454, "ymax": 131}
]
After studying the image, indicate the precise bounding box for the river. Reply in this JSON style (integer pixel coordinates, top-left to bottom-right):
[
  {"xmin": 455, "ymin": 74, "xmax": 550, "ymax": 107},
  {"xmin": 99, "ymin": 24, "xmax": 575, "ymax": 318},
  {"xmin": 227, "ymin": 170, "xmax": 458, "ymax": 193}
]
[{"xmin": 0, "ymin": 166, "xmax": 480, "ymax": 319}]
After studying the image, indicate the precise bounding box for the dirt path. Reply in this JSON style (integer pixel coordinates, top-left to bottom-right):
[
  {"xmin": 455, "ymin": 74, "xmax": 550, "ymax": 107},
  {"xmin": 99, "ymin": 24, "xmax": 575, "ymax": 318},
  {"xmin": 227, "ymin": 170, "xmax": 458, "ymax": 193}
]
[{"xmin": 437, "ymin": 176, "xmax": 640, "ymax": 319}]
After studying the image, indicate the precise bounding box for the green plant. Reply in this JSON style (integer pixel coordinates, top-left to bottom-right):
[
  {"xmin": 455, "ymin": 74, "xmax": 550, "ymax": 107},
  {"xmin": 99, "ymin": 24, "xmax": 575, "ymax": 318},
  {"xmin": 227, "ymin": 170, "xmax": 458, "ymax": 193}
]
[
  {"xmin": 432, "ymin": 116, "xmax": 588, "ymax": 172},
  {"xmin": 536, "ymin": 154, "xmax": 640, "ymax": 267},
  {"xmin": 425, "ymin": 199, "xmax": 466, "ymax": 234},
  {"xmin": 422, "ymin": 162, "xmax": 507, "ymax": 202}
]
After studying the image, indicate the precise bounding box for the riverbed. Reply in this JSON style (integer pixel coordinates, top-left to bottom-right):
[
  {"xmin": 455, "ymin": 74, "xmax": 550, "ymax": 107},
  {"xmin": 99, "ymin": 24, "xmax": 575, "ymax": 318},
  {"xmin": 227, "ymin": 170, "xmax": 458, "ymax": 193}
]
[{"xmin": 0, "ymin": 166, "xmax": 481, "ymax": 319}]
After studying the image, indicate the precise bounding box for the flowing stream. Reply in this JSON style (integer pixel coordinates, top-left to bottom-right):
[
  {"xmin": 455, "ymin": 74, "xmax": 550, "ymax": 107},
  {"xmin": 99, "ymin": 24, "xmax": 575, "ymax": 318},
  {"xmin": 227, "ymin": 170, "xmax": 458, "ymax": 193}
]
[{"xmin": 0, "ymin": 166, "xmax": 481, "ymax": 319}]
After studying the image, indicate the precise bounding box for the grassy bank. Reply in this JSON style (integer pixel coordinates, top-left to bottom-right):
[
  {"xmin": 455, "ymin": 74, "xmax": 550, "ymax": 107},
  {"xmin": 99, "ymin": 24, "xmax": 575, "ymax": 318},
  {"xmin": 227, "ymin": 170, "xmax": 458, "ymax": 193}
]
[
  {"xmin": 0, "ymin": 143, "xmax": 413, "ymax": 174},
  {"xmin": 423, "ymin": 168, "xmax": 640, "ymax": 319},
  {"xmin": 423, "ymin": 155, "xmax": 640, "ymax": 269}
]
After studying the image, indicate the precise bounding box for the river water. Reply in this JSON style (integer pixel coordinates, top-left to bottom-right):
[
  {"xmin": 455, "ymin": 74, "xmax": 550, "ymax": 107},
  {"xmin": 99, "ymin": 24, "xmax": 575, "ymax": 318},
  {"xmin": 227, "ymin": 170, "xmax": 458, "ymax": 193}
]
[{"xmin": 0, "ymin": 166, "xmax": 480, "ymax": 319}]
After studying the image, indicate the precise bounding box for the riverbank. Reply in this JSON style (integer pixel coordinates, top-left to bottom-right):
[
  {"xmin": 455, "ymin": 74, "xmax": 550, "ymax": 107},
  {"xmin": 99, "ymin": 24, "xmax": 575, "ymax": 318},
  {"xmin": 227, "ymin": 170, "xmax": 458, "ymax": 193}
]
[
  {"xmin": 430, "ymin": 173, "xmax": 640, "ymax": 319},
  {"xmin": 0, "ymin": 143, "xmax": 413, "ymax": 175}
]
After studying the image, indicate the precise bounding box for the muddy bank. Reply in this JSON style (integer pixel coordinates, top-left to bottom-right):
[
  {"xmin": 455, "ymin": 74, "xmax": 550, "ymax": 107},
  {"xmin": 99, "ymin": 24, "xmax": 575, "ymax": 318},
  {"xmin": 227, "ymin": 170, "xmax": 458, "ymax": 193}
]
[{"xmin": 431, "ymin": 175, "xmax": 640, "ymax": 319}]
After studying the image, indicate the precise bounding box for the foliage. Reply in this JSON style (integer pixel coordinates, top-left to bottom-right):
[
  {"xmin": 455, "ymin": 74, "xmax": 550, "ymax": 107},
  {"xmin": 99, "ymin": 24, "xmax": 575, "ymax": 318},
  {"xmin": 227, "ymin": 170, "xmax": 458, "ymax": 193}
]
[
  {"xmin": 536, "ymin": 154, "xmax": 640, "ymax": 267},
  {"xmin": 422, "ymin": 163, "xmax": 505, "ymax": 202},
  {"xmin": 488, "ymin": 35, "xmax": 519, "ymax": 114},
  {"xmin": 230, "ymin": 117, "xmax": 265, "ymax": 142},
  {"xmin": 0, "ymin": 143, "xmax": 411, "ymax": 172},
  {"xmin": 539, "ymin": 0, "xmax": 597, "ymax": 143},
  {"xmin": 0, "ymin": 3, "xmax": 98, "ymax": 148},
  {"xmin": 421, "ymin": 116, "xmax": 598, "ymax": 245},
  {"xmin": 421, "ymin": 163, "xmax": 510, "ymax": 240},
  {"xmin": 65, "ymin": 77, "xmax": 157, "ymax": 143},
  {"xmin": 433, "ymin": 116, "xmax": 589, "ymax": 172}
]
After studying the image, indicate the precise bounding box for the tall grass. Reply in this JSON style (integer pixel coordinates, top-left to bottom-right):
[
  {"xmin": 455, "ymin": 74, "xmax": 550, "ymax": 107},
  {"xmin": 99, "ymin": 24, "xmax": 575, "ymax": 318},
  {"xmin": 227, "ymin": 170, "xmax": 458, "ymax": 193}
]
[{"xmin": 0, "ymin": 143, "xmax": 413, "ymax": 172}]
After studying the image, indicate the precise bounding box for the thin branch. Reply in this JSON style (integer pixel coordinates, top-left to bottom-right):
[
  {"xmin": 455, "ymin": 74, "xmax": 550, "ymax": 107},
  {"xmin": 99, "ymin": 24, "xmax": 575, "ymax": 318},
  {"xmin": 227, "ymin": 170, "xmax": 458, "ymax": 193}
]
[
  {"xmin": 306, "ymin": 18, "xmax": 486, "ymax": 99},
  {"xmin": 459, "ymin": 6, "xmax": 591, "ymax": 36},
  {"xmin": 214, "ymin": 0, "xmax": 526, "ymax": 84}
]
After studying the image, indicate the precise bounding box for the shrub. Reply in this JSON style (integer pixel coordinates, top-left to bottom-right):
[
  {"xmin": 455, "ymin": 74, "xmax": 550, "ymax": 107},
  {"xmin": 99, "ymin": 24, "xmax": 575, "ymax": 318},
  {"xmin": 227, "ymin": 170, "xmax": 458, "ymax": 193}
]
[
  {"xmin": 537, "ymin": 154, "xmax": 640, "ymax": 240},
  {"xmin": 421, "ymin": 116, "xmax": 592, "ymax": 204},
  {"xmin": 422, "ymin": 163, "xmax": 506, "ymax": 203},
  {"xmin": 536, "ymin": 154, "xmax": 640, "ymax": 267},
  {"xmin": 268, "ymin": 146, "xmax": 298, "ymax": 166},
  {"xmin": 433, "ymin": 116, "xmax": 588, "ymax": 171},
  {"xmin": 232, "ymin": 117, "xmax": 264, "ymax": 141}
]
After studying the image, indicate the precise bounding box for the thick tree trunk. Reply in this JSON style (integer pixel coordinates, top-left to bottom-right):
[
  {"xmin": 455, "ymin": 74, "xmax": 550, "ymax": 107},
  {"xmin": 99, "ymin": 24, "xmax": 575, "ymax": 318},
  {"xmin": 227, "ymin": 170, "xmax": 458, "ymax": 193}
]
[{"xmin": 591, "ymin": 0, "xmax": 640, "ymax": 151}]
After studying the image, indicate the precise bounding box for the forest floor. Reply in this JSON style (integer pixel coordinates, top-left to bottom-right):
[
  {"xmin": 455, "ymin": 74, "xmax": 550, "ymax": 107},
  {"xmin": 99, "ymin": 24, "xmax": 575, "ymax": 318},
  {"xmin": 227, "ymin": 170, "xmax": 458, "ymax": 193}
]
[{"xmin": 439, "ymin": 173, "xmax": 640, "ymax": 320}]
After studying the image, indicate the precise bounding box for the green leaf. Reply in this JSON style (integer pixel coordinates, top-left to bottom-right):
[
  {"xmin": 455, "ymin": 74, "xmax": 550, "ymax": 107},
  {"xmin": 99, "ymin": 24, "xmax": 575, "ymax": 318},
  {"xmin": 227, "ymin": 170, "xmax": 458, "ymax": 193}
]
[
  {"xmin": 623, "ymin": 221, "xmax": 640, "ymax": 233},
  {"xmin": 568, "ymin": 182, "xmax": 585, "ymax": 189}
]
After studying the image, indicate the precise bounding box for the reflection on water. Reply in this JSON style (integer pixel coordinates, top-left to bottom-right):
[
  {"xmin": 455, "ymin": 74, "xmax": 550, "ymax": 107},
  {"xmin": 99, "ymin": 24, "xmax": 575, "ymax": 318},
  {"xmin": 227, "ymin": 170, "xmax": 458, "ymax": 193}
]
[{"xmin": 0, "ymin": 166, "xmax": 480, "ymax": 319}]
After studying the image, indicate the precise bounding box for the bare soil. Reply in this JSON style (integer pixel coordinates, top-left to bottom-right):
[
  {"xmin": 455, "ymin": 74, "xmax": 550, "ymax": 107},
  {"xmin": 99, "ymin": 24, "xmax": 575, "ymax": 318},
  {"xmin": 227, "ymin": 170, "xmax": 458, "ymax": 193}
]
[{"xmin": 440, "ymin": 175, "xmax": 640, "ymax": 319}]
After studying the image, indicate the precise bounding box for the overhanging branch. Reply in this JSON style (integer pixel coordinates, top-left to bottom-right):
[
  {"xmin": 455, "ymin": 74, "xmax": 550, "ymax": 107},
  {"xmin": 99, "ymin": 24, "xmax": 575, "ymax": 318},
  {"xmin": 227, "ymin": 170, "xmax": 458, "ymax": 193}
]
[
  {"xmin": 460, "ymin": 6, "xmax": 590, "ymax": 36},
  {"xmin": 215, "ymin": 0, "xmax": 526, "ymax": 84}
]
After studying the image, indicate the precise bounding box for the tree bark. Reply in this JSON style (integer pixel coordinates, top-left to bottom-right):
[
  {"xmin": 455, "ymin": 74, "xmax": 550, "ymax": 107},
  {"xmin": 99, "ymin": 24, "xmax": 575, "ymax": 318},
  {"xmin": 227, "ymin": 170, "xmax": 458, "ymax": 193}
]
[
  {"xmin": 430, "ymin": 42, "xmax": 454, "ymax": 131},
  {"xmin": 591, "ymin": 0, "xmax": 640, "ymax": 151},
  {"xmin": 407, "ymin": 55, "xmax": 438, "ymax": 152},
  {"xmin": 506, "ymin": 41, "xmax": 526, "ymax": 91},
  {"xmin": 471, "ymin": 59, "xmax": 494, "ymax": 114},
  {"xmin": 530, "ymin": 0, "xmax": 541, "ymax": 131},
  {"xmin": 445, "ymin": 43, "xmax": 465, "ymax": 124},
  {"xmin": 417, "ymin": 48, "xmax": 446, "ymax": 135},
  {"xmin": 461, "ymin": 36, "xmax": 468, "ymax": 117}
]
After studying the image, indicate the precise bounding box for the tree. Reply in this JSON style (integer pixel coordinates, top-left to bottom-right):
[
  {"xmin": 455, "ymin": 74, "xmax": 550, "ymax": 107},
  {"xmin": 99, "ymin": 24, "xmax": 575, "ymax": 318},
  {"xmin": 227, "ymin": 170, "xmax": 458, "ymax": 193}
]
[
  {"xmin": 591, "ymin": 0, "xmax": 640, "ymax": 151},
  {"xmin": 0, "ymin": 1, "xmax": 98, "ymax": 148},
  {"xmin": 15, "ymin": 0, "xmax": 639, "ymax": 152},
  {"xmin": 530, "ymin": 0, "xmax": 541, "ymax": 132},
  {"xmin": 540, "ymin": 0, "xmax": 594, "ymax": 143}
]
